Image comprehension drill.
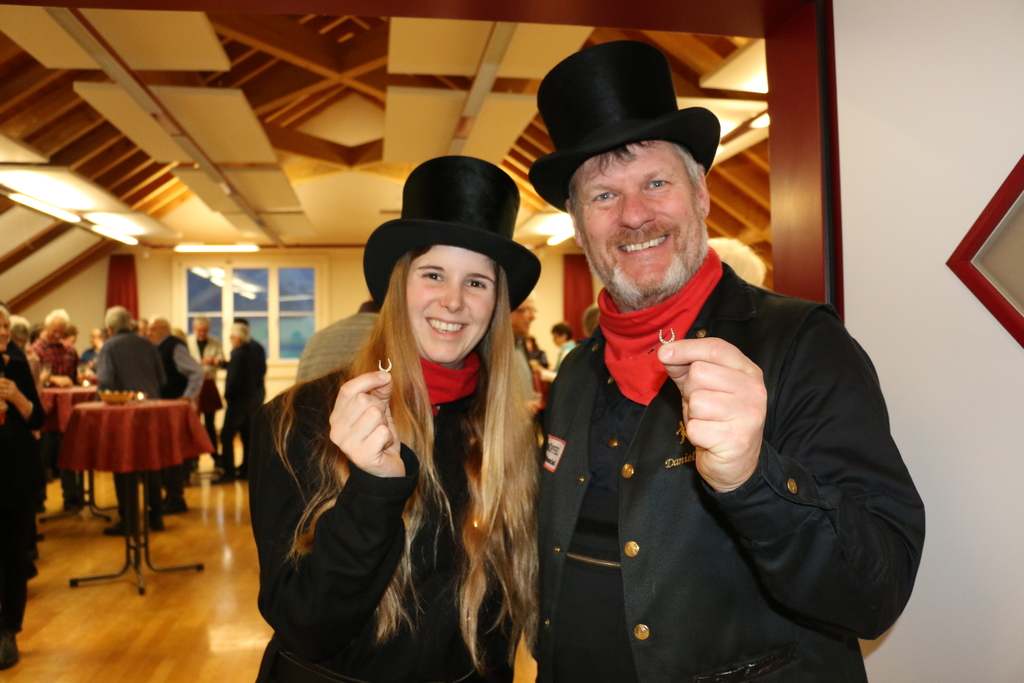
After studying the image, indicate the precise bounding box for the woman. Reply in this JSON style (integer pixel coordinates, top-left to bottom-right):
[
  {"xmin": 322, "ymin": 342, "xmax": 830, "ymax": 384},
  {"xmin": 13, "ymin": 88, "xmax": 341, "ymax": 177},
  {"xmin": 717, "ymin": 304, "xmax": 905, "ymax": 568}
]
[
  {"xmin": 250, "ymin": 156, "xmax": 542, "ymax": 683},
  {"xmin": 0, "ymin": 304, "xmax": 46, "ymax": 670}
]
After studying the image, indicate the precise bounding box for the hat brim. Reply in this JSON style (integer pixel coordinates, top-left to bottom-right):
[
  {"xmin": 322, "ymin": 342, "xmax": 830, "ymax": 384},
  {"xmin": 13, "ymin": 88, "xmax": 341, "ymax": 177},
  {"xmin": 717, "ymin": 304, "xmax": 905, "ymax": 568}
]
[
  {"xmin": 363, "ymin": 219, "xmax": 541, "ymax": 310},
  {"xmin": 529, "ymin": 107, "xmax": 721, "ymax": 210}
]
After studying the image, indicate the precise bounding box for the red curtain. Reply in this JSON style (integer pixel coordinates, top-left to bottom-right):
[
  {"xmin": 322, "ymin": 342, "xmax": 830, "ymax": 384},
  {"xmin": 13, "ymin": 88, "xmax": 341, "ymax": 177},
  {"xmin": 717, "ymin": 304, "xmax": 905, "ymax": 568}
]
[
  {"xmin": 106, "ymin": 254, "xmax": 138, "ymax": 319},
  {"xmin": 563, "ymin": 254, "xmax": 594, "ymax": 340}
]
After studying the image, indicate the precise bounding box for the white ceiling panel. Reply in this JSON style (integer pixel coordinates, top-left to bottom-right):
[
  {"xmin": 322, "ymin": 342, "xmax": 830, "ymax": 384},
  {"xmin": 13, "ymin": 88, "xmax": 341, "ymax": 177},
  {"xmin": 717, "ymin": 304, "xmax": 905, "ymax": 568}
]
[
  {"xmin": 294, "ymin": 171, "xmax": 403, "ymax": 244},
  {"xmin": 462, "ymin": 93, "xmax": 537, "ymax": 165},
  {"xmin": 151, "ymin": 86, "xmax": 278, "ymax": 164},
  {"xmin": 222, "ymin": 168, "xmax": 300, "ymax": 212},
  {"xmin": 170, "ymin": 168, "xmax": 237, "ymax": 213},
  {"xmin": 223, "ymin": 213, "xmax": 266, "ymax": 238},
  {"xmin": 699, "ymin": 39, "xmax": 767, "ymax": 94},
  {"xmin": 261, "ymin": 212, "xmax": 317, "ymax": 239},
  {"xmin": 0, "ymin": 206, "xmax": 57, "ymax": 260},
  {"xmin": 0, "ymin": 6, "xmax": 100, "ymax": 69},
  {"xmin": 80, "ymin": 10, "xmax": 230, "ymax": 72},
  {"xmin": 0, "ymin": 229, "xmax": 101, "ymax": 299},
  {"xmin": 74, "ymin": 82, "xmax": 193, "ymax": 163},
  {"xmin": 383, "ymin": 87, "xmax": 466, "ymax": 165},
  {"xmin": 0, "ymin": 133, "xmax": 48, "ymax": 164},
  {"xmin": 0, "ymin": 165, "xmax": 130, "ymax": 213},
  {"xmin": 83, "ymin": 211, "xmax": 179, "ymax": 239},
  {"xmin": 387, "ymin": 18, "xmax": 491, "ymax": 76},
  {"xmin": 296, "ymin": 94, "xmax": 385, "ymax": 148},
  {"xmin": 157, "ymin": 196, "xmax": 261, "ymax": 244},
  {"xmin": 677, "ymin": 97, "xmax": 767, "ymax": 137},
  {"xmin": 498, "ymin": 24, "xmax": 593, "ymax": 79}
]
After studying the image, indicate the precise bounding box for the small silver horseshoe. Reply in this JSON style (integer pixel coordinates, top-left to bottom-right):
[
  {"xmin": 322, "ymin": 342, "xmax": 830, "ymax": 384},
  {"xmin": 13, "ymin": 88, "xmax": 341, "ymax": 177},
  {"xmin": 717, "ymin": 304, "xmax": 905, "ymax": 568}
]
[
  {"xmin": 658, "ymin": 328, "xmax": 676, "ymax": 345},
  {"xmin": 378, "ymin": 359, "xmax": 392, "ymax": 373}
]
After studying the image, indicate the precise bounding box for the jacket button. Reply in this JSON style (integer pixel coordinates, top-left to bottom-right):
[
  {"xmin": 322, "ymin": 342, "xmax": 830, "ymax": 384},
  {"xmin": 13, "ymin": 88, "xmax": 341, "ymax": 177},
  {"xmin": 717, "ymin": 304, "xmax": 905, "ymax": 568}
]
[
  {"xmin": 591, "ymin": 343, "xmax": 599, "ymax": 352},
  {"xmin": 554, "ymin": 545, "xmax": 561, "ymax": 553},
  {"xmin": 544, "ymin": 619, "xmax": 551, "ymax": 627},
  {"xmin": 787, "ymin": 478, "xmax": 798, "ymax": 494},
  {"xmin": 606, "ymin": 376, "xmax": 614, "ymax": 384},
  {"xmin": 578, "ymin": 476, "xmax": 585, "ymax": 483},
  {"xmin": 607, "ymin": 437, "xmax": 619, "ymax": 448},
  {"xmin": 633, "ymin": 624, "xmax": 650, "ymax": 640},
  {"xmin": 621, "ymin": 464, "xmax": 634, "ymax": 479},
  {"xmin": 624, "ymin": 541, "xmax": 639, "ymax": 557},
  {"xmin": 696, "ymin": 329, "xmax": 707, "ymax": 338}
]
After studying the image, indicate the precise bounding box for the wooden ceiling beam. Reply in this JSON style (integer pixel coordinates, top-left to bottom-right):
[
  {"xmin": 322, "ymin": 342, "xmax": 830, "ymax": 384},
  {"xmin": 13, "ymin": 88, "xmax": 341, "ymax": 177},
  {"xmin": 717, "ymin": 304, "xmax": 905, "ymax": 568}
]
[
  {"xmin": 27, "ymin": 103, "xmax": 105, "ymax": 157},
  {"xmin": 0, "ymin": 64, "xmax": 68, "ymax": 119},
  {"xmin": 708, "ymin": 181, "xmax": 770, "ymax": 240},
  {"xmin": 94, "ymin": 150, "xmax": 151, "ymax": 190},
  {"xmin": 349, "ymin": 139, "xmax": 383, "ymax": 167},
  {"xmin": 50, "ymin": 122, "xmax": 123, "ymax": 168},
  {"xmin": 0, "ymin": 32, "xmax": 24, "ymax": 66},
  {"xmin": 264, "ymin": 123, "xmax": 351, "ymax": 166},
  {"xmin": 76, "ymin": 137, "xmax": 138, "ymax": 180},
  {"xmin": 710, "ymin": 163, "xmax": 770, "ymax": 211},
  {"xmin": 127, "ymin": 174, "xmax": 180, "ymax": 210},
  {"xmin": 0, "ymin": 83, "xmax": 84, "ymax": 139},
  {"xmin": 139, "ymin": 182, "xmax": 193, "ymax": 218},
  {"xmin": 641, "ymin": 31, "xmax": 729, "ymax": 74},
  {"xmin": 0, "ymin": 221, "xmax": 72, "ymax": 275},
  {"xmin": 245, "ymin": 63, "xmax": 326, "ymax": 114},
  {"xmin": 113, "ymin": 162, "xmax": 176, "ymax": 203},
  {"xmin": 8, "ymin": 238, "xmax": 119, "ymax": 313}
]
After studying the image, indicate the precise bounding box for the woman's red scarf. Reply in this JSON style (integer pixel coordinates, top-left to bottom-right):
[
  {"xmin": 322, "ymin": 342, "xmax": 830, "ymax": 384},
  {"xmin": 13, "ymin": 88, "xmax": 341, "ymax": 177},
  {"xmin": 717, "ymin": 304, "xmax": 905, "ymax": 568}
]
[
  {"xmin": 420, "ymin": 352, "xmax": 480, "ymax": 415},
  {"xmin": 597, "ymin": 249, "xmax": 723, "ymax": 405}
]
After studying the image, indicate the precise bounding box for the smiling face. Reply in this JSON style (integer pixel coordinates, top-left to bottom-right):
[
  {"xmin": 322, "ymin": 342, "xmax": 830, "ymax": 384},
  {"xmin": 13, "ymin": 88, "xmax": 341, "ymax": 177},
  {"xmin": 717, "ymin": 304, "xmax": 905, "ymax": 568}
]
[
  {"xmin": 405, "ymin": 245, "xmax": 497, "ymax": 369},
  {"xmin": 0, "ymin": 310, "xmax": 10, "ymax": 349},
  {"xmin": 571, "ymin": 141, "xmax": 710, "ymax": 313}
]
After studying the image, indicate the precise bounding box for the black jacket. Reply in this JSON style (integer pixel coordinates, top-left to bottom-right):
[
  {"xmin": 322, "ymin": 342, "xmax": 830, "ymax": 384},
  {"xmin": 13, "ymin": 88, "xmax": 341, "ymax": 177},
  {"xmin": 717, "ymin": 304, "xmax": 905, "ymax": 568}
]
[
  {"xmin": 537, "ymin": 267, "xmax": 925, "ymax": 682},
  {"xmin": 0, "ymin": 349, "xmax": 45, "ymax": 509},
  {"xmin": 249, "ymin": 373, "xmax": 513, "ymax": 683}
]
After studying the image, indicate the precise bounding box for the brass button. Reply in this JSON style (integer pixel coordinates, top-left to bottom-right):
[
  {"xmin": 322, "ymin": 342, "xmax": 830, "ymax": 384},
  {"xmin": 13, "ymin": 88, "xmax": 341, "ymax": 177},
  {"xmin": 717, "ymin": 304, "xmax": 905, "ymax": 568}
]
[
  {"xmin": 591, "ymin": 343, "xmax": 599, "ymax": 351},
  {"xmin": 787, "ymin": 478, "xmax": 798, "ymax": 494},
  {"xmin": 624, "ymin": 541, "xmax": 639, "ymax": 557},
  {"xmin": 607, "ymin": 437, "xmax": 619, "ymax": 448},
  {"xmin": 544, "ymin": 619, "xmax": 551, "ymax": 627},
  {"xmin": 621, "ymin": 463, "xmax": 634, "ymax": 479},
  {"xmin": 633, "ymin": 624, "xmax": 650, "ymax": 640},
  {"xmin": 554, "ymin": 545, "xmax": 561, "ymax": 553},
  {"xmin": 696, "ymin": 329, "xmax": 707, "ymax": 338},
  {"xmin": 578, "ymin": 476, "xmax": 585, "ymax": 483},
  {"xmin": 606, "ymin": 376, "xmax": 614, "ymax": 384}
]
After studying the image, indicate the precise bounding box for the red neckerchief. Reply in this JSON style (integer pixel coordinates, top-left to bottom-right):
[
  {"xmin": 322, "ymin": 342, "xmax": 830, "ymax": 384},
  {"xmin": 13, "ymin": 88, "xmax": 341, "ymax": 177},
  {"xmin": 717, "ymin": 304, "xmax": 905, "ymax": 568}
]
[
  {"xmin": 420, "ymin": 352, "xmax": 480, "ymax": 415},
  {"xmin": 598, "ymin": 249, "xmax": 723, "ymax": 405}
]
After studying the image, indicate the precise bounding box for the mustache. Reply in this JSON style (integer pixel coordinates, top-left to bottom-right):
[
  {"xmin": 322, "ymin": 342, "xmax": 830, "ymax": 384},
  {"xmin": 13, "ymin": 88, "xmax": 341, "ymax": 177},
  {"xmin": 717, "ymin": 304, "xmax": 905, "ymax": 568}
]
[{"xmin": 606, "ymin": 224, "xmax": 673, "ymax": 250}]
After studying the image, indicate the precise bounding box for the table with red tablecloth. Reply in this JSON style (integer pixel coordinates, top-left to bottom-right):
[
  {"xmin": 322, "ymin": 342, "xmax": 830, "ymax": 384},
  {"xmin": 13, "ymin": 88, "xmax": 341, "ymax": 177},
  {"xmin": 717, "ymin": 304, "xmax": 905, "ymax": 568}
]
[
  {"xmin": 58, "ymin": 399, "xmax": 214, "ymax": 473},
  {"xmin": 56, "ymin": 399, "xmax": 211, "ymax": 594},
  {"xmin": 40, "ymin": 386, "xmax": 97, "ymax": 433}
]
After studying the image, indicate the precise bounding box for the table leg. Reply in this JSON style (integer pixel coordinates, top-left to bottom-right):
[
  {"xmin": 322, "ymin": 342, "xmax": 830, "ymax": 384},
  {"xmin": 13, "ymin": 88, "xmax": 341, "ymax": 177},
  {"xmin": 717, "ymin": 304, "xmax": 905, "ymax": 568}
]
[
  {"xmin": 69, "ymin": 471, "xmax": 143, "ymax": 593},
  {"xmin": 141, "ymin": 471, "xmax": 205, "ymax": 576}
]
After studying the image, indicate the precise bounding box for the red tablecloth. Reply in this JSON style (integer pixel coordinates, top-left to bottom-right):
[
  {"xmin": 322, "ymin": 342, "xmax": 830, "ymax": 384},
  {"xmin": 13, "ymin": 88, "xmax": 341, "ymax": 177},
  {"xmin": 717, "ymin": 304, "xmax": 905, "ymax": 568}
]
[
  {"xmin": 58, "ymin": 399, "xmax": 215, "ymax": 473},
  {"xmin": 40, "ymin": 386, "xmax": 98, "ymax": 432}
]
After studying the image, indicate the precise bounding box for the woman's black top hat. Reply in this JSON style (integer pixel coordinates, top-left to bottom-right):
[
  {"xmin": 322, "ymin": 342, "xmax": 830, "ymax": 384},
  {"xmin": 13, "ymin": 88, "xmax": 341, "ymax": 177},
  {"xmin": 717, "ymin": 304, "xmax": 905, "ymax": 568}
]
[
  {"xmin": 529, "ymin": 40, "xmax": 722, "ymax": 210},
  {"xmin": 363, "ymin": 156, "xmax": 541, "ymax": 309}
]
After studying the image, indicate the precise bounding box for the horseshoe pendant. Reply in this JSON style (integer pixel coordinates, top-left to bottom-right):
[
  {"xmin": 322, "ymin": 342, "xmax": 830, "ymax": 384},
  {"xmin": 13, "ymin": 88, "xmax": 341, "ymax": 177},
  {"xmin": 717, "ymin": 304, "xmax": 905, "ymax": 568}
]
[
  {"xmin": 658, "ymin": 328, "xmax": 676, "ymax": 345},
  {"xmin": 378, "ymin": 359, "xmax": 392, "ymax": 373}
]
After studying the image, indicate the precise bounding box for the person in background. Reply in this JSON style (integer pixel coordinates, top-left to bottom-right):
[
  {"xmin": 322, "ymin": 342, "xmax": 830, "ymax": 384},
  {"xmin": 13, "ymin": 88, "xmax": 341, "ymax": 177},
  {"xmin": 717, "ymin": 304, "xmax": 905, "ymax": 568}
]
[
  {"xmin": 528, "ymin": 40, "xmax": 924, "ymax": 682},
  {"xmin": 30, "ymin": 308, "xmax": 81, "ymax": 511},
  {"xmin": 62, "ymin": 324, "xmax": 78, "ymax": 349},
  {"xmin": 0, "ymin": 304, "xmax": 46, "ymax": 671},
  {"xmin": 218, "ymin": 322, "xmax": 263, "ymax": 482},
  {"xmin": 148, "ymin": 317, "xmax": 203, "ymax": 514},
  {"xmin": 187, "ymin": 316, "xmax": 225, "ymax": 473},
  {"xmin": 580, "ymin": 304, "xmax": 600, "ymax": 339},
  {"xmin": 135, "ymin": 318, "xmax": 149, "ymax": 338},
  {"xmin": 8, "ymin": 316, "xmax": 41, "ymax": 391},
  {"xmin": 295, "ymin": 301, "xmax": 380, "ymax": 382},
  {"xmin": 234, "ymin": 318, "xmax": 267, "ymax": 406},
  {"xmin": 533, "ymin": 322, "xmax": 577, "ymax": 384},
  {"xmin": 707, "ymin": 237, "xmax": 768, "ymax": 288},
  {"xmin": 248, "ymin": 155, "xmax": 541, "ymax": 683},
  {"xmin": 525, "ymin": 335, "xmax": 549, "ymax": 369},
  {"xmin": 28, "ymin": 324, "xmax": 43, "ymax": 346},
  {"xmin": 510, "ymin": 298, "xmax": 541, "ymax": 413},
  {"xmin": 79, "ymin": 328, "xmax": 104, "ymax": 370},
  {"xmin": 96, "ymin": 306, "xmax": 166, "ymax": 535}
]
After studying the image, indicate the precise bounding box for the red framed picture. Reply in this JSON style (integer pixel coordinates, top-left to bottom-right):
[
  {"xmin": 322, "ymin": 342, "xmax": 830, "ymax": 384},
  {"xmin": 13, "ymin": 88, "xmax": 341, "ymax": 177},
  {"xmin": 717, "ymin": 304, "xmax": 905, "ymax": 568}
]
[{"xmin": 947, "ymin": 152, "xmax": 1024, "ymax": 349}]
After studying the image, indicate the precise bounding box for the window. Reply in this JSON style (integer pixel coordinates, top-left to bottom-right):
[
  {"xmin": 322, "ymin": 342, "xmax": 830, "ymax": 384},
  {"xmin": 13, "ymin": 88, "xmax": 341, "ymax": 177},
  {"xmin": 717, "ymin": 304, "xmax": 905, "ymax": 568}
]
[{"xmin": 185, "ymin": 265, "xmax": 316, "ymax": 361}]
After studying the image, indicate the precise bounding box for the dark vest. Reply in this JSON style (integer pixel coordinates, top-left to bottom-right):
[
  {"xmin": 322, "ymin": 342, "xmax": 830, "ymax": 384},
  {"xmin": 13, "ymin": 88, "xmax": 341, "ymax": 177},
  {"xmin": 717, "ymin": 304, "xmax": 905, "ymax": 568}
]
[{"xmin": 158, "ymin": 335, "xmax": 188, "ymax": 399}]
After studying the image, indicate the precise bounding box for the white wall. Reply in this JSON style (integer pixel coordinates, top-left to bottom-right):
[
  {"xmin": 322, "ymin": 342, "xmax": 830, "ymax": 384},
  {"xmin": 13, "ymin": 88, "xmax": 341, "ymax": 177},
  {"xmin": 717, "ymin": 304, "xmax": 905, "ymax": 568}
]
[{"xmin": 834, "ymin": 1, "xmax": 1024, "ymax": 680}]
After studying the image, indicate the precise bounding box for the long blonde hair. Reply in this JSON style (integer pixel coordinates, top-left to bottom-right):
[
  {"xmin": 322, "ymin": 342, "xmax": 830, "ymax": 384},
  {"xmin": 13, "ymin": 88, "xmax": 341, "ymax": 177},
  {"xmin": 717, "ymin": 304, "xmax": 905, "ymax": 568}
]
[{"xmin": 272, "ymin": 250, "xmax": 538, "ymax": 669}]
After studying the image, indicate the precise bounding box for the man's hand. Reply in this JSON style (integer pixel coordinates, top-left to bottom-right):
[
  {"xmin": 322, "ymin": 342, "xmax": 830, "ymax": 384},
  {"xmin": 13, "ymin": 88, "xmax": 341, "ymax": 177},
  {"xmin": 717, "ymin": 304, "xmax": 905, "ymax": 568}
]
[
  {"xmin": 658, "ymin": 338, "xmax": 766, "ymax": 493},
  {"xmin": 329, "ymin": 371, "xmax": 404, "ymax": 478},
  {"xmin": 49, "ymin": 375, "xmax": 73, "ymax": 388}
]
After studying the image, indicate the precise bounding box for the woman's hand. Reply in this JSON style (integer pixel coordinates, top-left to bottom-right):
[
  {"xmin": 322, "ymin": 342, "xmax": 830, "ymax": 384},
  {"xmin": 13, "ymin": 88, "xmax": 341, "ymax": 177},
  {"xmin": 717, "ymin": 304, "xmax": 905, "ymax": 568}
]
[
  {"xmin": 329, "ymin": 371, "xmax": 404, "ymax": 478},
  {"xmin": 0, "ymin": 377, "xmax": 32, "ymax": 420}
]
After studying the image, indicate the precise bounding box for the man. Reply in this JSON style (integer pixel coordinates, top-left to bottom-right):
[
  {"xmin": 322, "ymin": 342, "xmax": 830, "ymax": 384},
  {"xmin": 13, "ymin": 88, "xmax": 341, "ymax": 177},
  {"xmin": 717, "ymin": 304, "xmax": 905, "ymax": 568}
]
[
  {"xmin": 218, "ymin": 322, "xmax": 263, "ymax": 482},
  {"xmin": 30, "ymin": 309, "xmax": 81, "ymax": 510},
  {"xmin": 511, "ymin": 298, "xmax": 541, "ymax": 412},
  {"xmin": 186, "ymin": 317, "xmax": 225, "ymax": 467},
  {"xmin": 96, "ymin": 306, "xmax": 166, "ymax": 535},
  {"xmin": 79, "ymin": 328, "xmax": 104, "ymax": 369},
  {"xmin": 148, "ymin": 317, "xmax": 203, "ymax": 513},
  {"xmin": 295, "ymin": 300, "xmax": 380, "ymax": 382},
  {"xmin": 528, "ymin": 41, "xmax": 925, "ymax": 682}
]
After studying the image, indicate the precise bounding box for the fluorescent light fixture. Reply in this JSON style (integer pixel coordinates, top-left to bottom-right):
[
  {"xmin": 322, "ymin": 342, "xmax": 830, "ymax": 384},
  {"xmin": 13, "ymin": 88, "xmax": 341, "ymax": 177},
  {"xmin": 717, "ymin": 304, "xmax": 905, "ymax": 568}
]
[
  {"xmin": 0, "ymin": 170, "xmax": 95, "ymax": 209},
  {"xmin": 750, "ymin": 113, "xmax": 770, "ymax": 129},
  {"xmin": 90, "ymin": 223, "xmax": 139, "ymax": 245},
  {"xmin": 8, "ymin": 193, "xmax": 81, "ymax": 223},
  {"xmin": 173, "ymin": 244, "xmax": 261, "ymax": 253},
  {"xmin": 85, "ymin": 212, "xmax": 147, "ymax": 235},
  {"xmin": 521, "ymin": 212, "xmax": 576, "ymax": 246}
]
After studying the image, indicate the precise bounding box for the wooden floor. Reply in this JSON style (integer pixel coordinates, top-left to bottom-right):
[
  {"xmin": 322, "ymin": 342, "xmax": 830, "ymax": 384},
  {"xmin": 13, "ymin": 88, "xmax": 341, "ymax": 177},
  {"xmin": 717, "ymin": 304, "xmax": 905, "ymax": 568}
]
[{"xmin": 1, "ymin": 456, "xmax": 538, "ymax": 683}]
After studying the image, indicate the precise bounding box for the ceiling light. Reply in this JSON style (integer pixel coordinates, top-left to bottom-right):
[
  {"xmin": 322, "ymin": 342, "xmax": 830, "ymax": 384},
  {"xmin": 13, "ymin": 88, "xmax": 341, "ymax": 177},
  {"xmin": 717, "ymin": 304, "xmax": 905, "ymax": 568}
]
[
  {"xmin": 750, "ymin": 113, "xmax": 770, "ymax": 129},
  {"xmin": 90, "ymin": 223, "xmax": 139, "ymax": 245},
  {"xmin": 522, "ymin": 212, "xmax": 576, "ymax": 245},
  {"xmin": 7, "ymin": 193, "xmax": 81, "ymax": 223},
  {"xmin": 173, "ymin": 244, "xmax": 261, "ymax": 253},
  {"xmin": 0, "ymin": 171, "xmax": 95, "ymax": 209},
  {"xmin": 85, "ymin": 212, "xmax": 146, "ymax": 235}
]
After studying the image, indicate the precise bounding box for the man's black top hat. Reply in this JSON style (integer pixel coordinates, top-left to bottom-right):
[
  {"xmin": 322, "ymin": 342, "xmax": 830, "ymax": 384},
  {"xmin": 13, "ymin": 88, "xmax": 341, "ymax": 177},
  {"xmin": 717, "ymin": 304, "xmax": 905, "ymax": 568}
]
[
  {"xmin": 529, "ymin": 40, "xmax": 722, "ymax": 210},
  {"xmin": 363, "ymin": 156, "xmax": 541, "ymax": 309}
]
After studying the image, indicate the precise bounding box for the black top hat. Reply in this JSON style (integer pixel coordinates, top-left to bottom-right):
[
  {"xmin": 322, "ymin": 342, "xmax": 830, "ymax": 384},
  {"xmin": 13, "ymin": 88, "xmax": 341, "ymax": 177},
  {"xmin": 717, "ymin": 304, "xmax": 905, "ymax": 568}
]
[
  {"xmin": 363, "ymin": 156, "xmax": 541, "ymax": 309},
  {"xmin": 529, "ymin": 41, "xmax": 722, "ymax": 210}
]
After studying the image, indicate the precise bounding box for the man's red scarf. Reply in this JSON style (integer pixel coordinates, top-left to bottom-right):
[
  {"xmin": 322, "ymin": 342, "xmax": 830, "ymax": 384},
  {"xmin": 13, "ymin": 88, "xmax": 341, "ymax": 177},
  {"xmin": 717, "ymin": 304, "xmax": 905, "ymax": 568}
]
[
  {"xmin": 597, "ymin": 249, "xmax": 723, "ymax": 405},
  {"xmin": 420, "ymin": 352, "xmax": 480, "ymax": 415}
]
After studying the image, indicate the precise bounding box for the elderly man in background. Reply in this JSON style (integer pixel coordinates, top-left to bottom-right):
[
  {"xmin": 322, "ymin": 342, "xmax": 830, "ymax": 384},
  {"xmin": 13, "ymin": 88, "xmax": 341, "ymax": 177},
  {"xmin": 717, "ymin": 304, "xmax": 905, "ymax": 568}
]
[
  {"xmin": 79, "ymin": 328, "xmax": 104, "ymax": 370},
  {"xmin": 511, "ymin": 298, "xmax": 541, "ymax": 413},
  {"xmin": 30, "ymin": 308, "xmax": 81, "ymax": 511},
  {"xmin": 186, "ymin": 317, "xmax": 224, "ymax": 472},
  {"xmin": 148, "ymin": 317, "xmax": 203, "ymax": 514},
  {"xmin": 96, "ymin": 306, "xmax": 167, "ymax": 535},
  {"xmin": 295, "ymin": 300, "xmax": 379, "ymax": 382},
  {"xmin": 217, "ymin": 322, "xmax": 263, "ymax": 483}
]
